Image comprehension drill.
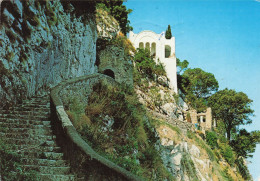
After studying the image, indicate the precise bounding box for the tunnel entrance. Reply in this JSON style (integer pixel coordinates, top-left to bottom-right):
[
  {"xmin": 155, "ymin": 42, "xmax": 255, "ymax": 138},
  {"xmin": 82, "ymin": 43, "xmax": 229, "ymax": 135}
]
[{"xmin": 103, "ymin": 69, "xmax": 115, "ymax": 79}]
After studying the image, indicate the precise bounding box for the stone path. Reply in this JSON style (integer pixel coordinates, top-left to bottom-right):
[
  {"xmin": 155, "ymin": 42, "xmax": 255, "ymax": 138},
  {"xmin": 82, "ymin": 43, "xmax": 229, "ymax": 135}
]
[
  {"xmin": 0, "ymin": 96, "xmax": 75, "ymax": 181},
  {"xmin": 148, "ymin": 109, "xmax": 195, "ymax": 133}
]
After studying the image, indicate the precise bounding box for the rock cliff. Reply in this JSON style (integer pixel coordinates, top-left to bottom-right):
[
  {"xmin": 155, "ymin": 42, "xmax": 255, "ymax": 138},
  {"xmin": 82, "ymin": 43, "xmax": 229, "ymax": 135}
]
[{"xmin": 0, "ymin": 0, "xmax": 97, "ymax": 107}]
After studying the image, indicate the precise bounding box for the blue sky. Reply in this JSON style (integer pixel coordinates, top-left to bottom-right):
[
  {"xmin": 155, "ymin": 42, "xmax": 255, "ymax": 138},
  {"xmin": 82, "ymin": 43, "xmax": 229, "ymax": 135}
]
[{"xmin": 125, "ymin": 0, "xmax": 260, "ymax": 180}]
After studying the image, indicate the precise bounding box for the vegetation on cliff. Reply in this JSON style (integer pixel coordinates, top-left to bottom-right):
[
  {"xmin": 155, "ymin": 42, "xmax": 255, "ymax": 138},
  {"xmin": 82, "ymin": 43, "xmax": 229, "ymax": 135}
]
[
  {"xmin": 177, "ymin": 57, "xmax": 259, "ymax": 180},
  {"xmin": 97, "ymin": 0, "xmax": 133, "ymax": 35},
  {"xmin": 66, "ymin": 81, "xmax": 173, "ymax": 180}
]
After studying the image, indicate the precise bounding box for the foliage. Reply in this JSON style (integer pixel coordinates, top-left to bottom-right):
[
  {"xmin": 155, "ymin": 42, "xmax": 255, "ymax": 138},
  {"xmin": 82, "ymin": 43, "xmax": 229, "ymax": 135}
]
[
  {"xmin": 208, "ymin": 88, "xmax": 254, "ymax": 141},
  {"xmin": 67, "ymin": 81, "xmax": 172, "ymax": 180},
  {"xmin": 179, "ymin": 68, "xmax": 218, "ymax": 112},
  {"xmin": 235, "ymin": 157, "xmax": 252, "ymax": 180},
  {"xmin": 187, "ymin": 131, "xmax": 216, "ymax": 161},
  {"xmin": 221, "ymin": 167, "xmax": 234, "ymax": 181},
  {"xmin": 218, "ymin": 139, "xmax": 235, "ymax": 166},
  {"xmin": 165, "ymin": 25, "xmax": 172, "ymax": 39},
  {"xmin": 111, "ymin": 32, "xmax": 135, "ymax": 56},
  {"xmin": 205, "ymin": 131, "xmax": 218, "ymax": 149},
  {"xmin": 181, "ymin": 152, "xmax": 199, "ymax": 181},
  {"xmin": 134, "ymin": 48, "xmax": 167, "ymax": 82},
  {"xmin": 181, "ymin": 68, "xmax": 219, "ymax": 99},
  {"xmin": 230, "ymin": 129, "xmax": 260, "ymax": 158},
  {"xmin": 176, "ymin": 58, "xmax": 189, "ymax": 75},
  {"xmin": 97, "ymin": 1, "xmax": 133, "ymax": 35}
]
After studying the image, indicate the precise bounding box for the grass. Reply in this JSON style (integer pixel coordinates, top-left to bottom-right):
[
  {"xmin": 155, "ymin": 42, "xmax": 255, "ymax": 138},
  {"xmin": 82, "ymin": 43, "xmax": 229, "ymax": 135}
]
[
  {"xmin": 66, "ymin": 80, "xmax": 173, "ymax": 180},
  {"xmin": 181, "ymin": 152, "xmax": 199, "ymax": 181},
  {"xmin": 187, "ymin": 130, "xmax": 216, "ymax": 162}
]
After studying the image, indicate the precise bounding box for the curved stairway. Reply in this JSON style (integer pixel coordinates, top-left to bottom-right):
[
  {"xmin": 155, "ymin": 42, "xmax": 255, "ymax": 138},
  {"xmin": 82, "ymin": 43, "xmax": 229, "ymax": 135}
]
[{"xmin": 0, "ymin": 96, "xmax": 75, "ymax": 181}]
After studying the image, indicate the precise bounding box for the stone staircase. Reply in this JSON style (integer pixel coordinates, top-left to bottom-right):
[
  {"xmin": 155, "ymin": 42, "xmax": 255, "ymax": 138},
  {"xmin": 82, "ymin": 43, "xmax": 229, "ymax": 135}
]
[{"xmin": 0, "ymin": 96, "xmax": 75, "ymax": 181}]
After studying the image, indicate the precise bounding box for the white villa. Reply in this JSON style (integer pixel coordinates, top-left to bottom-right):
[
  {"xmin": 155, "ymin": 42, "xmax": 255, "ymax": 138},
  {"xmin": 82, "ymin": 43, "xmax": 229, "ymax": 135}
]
[{"xmin": 129, "ymin": 30, "xmax": 178, "ymax": 93}]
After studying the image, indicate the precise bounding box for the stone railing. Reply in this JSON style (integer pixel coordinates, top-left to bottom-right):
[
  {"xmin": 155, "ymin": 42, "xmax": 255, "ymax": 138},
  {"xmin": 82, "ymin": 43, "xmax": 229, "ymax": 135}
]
[{"xmin": 50, "ymin": 73, "xmax": 142, "ymax": 181}]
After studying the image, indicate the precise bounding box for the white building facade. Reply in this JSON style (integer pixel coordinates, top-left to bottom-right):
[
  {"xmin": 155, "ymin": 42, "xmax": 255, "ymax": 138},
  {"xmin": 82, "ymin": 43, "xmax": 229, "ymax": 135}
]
[{"xmin": 129, "ymin": 30, "xmax": 178, "ymax": 93}]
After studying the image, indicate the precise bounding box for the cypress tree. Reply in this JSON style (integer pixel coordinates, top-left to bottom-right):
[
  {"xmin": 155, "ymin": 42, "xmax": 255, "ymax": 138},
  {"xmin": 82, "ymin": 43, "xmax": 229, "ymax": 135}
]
[{"xmin": 165, "ymin": 25, "xmax": 172, "ymax": 39}]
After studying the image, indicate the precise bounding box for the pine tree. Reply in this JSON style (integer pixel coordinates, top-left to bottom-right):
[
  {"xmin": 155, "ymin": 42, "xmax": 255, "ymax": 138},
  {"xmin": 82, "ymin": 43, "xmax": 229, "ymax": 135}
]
[{"xmin": 165, "ymin": 25, "xmax": 172, "ymax": 39}]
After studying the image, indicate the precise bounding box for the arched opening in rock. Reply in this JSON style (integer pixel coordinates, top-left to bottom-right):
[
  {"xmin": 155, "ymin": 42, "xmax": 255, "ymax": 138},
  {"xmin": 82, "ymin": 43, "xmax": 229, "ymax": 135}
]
[
  {"xmin": 165, "ymin": 45, "xmax": 171, "ymax": 58},
  {"xmin": 103, "ymin": 69, "xmax": 115, "ymax": 79}
]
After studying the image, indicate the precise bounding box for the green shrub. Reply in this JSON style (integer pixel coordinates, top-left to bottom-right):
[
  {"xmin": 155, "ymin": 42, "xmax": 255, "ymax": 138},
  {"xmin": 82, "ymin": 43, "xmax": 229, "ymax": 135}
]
[
  {"xmin": 235, "ymin": 158, "xmax": 252, "ymax": 180},
  {"xmin": 220, "ymin": 167, "xmax": 233, "ymax": 181},
  {"xmin": 220, "ymin": 143, "xmax": 235, "ymax": 166},
  {"xmin": 181, "ymin": 153, "xmax": 199, "ymax": 181},
  {"xmin": 134, "ymin": 48, "xmax": 167, "ymax": 82},
  {"xmin": 110, "ymin": 32, "xmax": 135, "ymax": 56},
  {"xmin": 205, "ymin": 131, "xmax": 218, "ymax": 149}
]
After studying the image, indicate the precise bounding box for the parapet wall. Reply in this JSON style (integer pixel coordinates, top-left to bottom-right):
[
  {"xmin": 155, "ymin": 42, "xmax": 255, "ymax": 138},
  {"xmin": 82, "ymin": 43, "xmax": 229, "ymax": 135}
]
[{"xmin": 50, "ymin": 73, "xmax": 142, "ymax": 181}]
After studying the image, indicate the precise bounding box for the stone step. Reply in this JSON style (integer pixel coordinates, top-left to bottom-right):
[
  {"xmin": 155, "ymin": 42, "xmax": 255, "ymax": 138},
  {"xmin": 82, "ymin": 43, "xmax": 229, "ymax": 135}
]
[
  {"xmin": 0, "ymin": 118, "xmax": 51, "ymax": 125},
  {"xmin": 0, "ymin": 122, "xmax": 51, "ymax": 129},
  {"xmin": 8, "ymin": 172, "xmax": 75, "ymax": 181},
  {"xmin": 0, "ymin": 114, "xmax": 50, "ymax": 121},
  {"xmin": 41, "ymin": 152, "xmax": 64, "ymax": 160},
  {"xmin": 3, "ymin": 107, "xmax": 50, "ymax": 113},
  {"xmin": 37, "ymin": 173, "xmax": 75, "ymax": 181},
  {"xmin": 0, "ymin": 127, "xmax": 52, "ymax": 135},
  {"xmin": 21, "ymin": 158, "xmax": 68, "ymax": 167},
  {"xmin": 19, "ymin": 103, "xmax": 50, "ymax": 108},
  {"xmin": 23, "ymin": 165, "xmax": 71, "ymax": 175},
  {"xmin": 0, "ymin": 132, "xmax": 55, "ymax": 141},
  {"xmin": 19, "ymin": 150, "xmax": 64, "ymax": 159},
  {"xmin": 4, "ymin": 138, "xmax": 55, "ymax": 146},
  {"xmin": 0, "ymin": 110, "xmax": 49, "ymax": 116},
  {"xmin": 7, "ymin": 145, "xmax": 61, "ymax": 153},
  {"xmin": 24, "ymin": 97, "xmax": 50, "ymax": 102}
]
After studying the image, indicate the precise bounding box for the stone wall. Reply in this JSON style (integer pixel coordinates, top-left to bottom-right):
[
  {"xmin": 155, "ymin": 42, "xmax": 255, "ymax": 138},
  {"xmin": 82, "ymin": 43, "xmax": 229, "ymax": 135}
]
[
  {"xmin": 97, "ymin": 45, "xmax": 133, "ymax": 87},
  {"xmin": 188, "ymin": 108, "xmax": 212, "ymax": 131},
  {"xmin": 0, "ymin": 0, "xmax": 97, "ymax": 107}
]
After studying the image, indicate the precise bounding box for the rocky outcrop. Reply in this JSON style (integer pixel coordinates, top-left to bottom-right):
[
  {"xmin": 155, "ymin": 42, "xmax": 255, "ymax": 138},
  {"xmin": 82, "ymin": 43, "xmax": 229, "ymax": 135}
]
[
  {"xmin": 96, "ymin": 7, "xmax": 120, "ymax": 39},
  {"xmin": 0, "ymin": 0, "xmax": 97, "ymax": 107},
  {"xmin": 160, "ymin": 140, "xmax": 212, "ymax": 181}
]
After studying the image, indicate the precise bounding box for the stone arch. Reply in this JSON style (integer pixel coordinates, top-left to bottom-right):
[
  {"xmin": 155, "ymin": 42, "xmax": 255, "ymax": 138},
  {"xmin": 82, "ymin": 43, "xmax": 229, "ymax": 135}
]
[
  {"xmin": 165, "ymin": 45, "xmax": 171, "ymax": 58},
  {"xmin": 103, "ymin": 69, "xmax": 115, "ymax": 79},
  {"xmin": 151, "ymin": 42, "xmax": 156, "ymax": 56},
  {"xmin": 139, "ymin": 42, "xmax": 144, "ymax": 49},
  {"xmin": 145, "ymin": 42, "xmax": 150, "ymax": 51},
  {"xmin": 133, "ymin": 30, "xmax": 159, "ymax": 44}
]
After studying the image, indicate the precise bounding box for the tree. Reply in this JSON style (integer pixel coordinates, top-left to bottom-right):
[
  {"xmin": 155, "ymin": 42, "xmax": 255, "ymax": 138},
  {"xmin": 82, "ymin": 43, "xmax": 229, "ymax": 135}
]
[
  {"xmin": 181, "ymin": 68, "xmax": 219, "ymax": 99},
  {"xmin": 176, "ymin": 58, "xmax": 189, "ymax": 75},
  {"xmin": 230, "ymin": 129, "xmax": 260, "ymax": 158},
  {"xmin": 165, "ymin": 25, "xmax": 172, "ymax": 39},
  {"xmin": 99, "ymin": 0, "xmax": 133, "ymax": 35},
  {"xmin": 208, "ymin": 89, "xmax": 254, "ymax": 141},
  {"xmin": 178, "ymin": 68, "xmax": 218, "ymax": 112}
]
